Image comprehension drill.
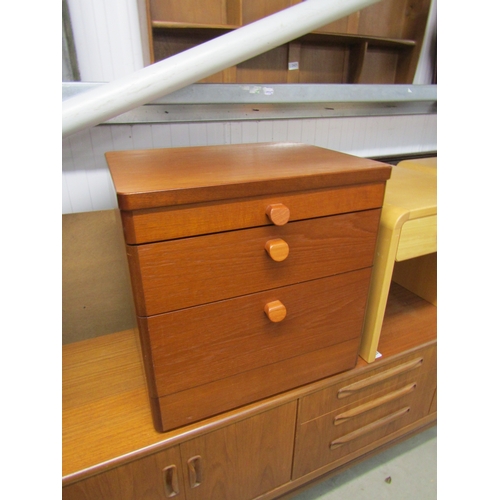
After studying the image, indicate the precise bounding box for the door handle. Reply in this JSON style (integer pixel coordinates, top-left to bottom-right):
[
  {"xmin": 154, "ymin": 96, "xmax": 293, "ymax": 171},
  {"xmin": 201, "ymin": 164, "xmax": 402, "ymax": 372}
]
[
  {"xmin": 187, "ymin": 455, "xmax": 202, "ymax": 489},
  {"xmin": 162, "ymin": 465, "xmax": 180, "ymax": 497}
]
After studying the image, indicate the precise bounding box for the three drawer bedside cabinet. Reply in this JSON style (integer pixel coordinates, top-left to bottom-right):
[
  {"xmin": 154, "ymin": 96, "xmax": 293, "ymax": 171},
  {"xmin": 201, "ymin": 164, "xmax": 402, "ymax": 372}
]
[{"xmin": 105, "ymin": 142, "xmax": 392, "ymax": 432}]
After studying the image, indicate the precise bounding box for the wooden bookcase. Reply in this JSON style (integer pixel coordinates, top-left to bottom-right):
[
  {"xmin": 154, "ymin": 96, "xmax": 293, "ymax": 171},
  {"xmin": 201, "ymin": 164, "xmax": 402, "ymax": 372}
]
[{"xmin": 145, "ymin": 0, "xmax": 432, "ymax": 84}]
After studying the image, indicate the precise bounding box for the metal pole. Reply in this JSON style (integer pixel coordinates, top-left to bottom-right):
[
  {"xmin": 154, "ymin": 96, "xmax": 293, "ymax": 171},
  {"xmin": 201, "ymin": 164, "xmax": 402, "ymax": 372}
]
[{"xmin": 62, "ymin": 0, "xmax": 381, "ymax": 138}]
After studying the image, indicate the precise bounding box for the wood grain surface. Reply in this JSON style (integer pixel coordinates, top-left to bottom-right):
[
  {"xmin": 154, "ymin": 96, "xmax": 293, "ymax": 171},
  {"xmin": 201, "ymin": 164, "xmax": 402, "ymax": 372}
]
[
  {"xmin": 140, "ymin": 268, "xmax": 372, "ymax": 398},
  {"xmin": 127, "ymin": 209, "xmax": 381, "ymax": 316},
  {"xmin": 120, "ymin": 183, "xmax": 385, "ymax": 244},
  {"xmin": 105, "ymin": 143, "xmax": 391, "ymax": 210}
]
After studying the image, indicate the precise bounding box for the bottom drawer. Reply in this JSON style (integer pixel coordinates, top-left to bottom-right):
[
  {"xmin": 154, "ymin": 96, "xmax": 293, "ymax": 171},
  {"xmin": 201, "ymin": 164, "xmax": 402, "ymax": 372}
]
[
  {"xmin": 140, "ymin": 268, "xmax": 373, "ymax": 431},
  {"xmin": 292, "ymin": 369, "xmax": 435, "ymax": 478},
  {"xmin": 153, "ymin": 337, "xmax": 360, "ymax": 432}
]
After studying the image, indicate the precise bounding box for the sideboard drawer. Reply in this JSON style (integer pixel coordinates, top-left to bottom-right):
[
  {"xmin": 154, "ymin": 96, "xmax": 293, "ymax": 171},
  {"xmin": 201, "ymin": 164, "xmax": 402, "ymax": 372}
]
[
  {"xmin": 139, "ymin": 268, "xmax": 372, "ymax": 399},
  {"xmin": 293, "ymin": 368, "xmax": 434, "ymax": 478},
  {"xmin": 298, "ymin": 344, "xmax": 436, "ymax": 424},
  {"xmin": 128, "ymin": 209, "xmax": 381, "ymax": 316}
]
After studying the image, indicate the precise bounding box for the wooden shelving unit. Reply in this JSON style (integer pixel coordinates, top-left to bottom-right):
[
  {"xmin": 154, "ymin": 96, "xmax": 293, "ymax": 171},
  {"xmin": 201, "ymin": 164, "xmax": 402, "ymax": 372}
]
[{"xmin": 146, "ymin": 0, "xmax": 432, "ymax": 84}]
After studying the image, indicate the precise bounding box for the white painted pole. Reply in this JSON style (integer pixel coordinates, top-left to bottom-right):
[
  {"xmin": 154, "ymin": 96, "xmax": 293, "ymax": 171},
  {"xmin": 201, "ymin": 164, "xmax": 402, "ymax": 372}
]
[{"xmin": 62, "ymin": 0, "xmax": 381, "ymax": 138}]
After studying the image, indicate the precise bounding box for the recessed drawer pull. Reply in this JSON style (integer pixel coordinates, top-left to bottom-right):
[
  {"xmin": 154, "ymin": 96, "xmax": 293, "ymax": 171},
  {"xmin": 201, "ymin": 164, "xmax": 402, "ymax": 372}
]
[
  {"xmin": 337, "ymin": 357, "xmax": 424, "ymax": 399},
  {"xmin": 266, "ymin": 203, "xmax": 290, "ymax": 226},
  {"xmin": 187, "ymin": 455, "xmax": 202, "ymax": 489},
  {"xmin": 264, "ymin": 300, "xmax": 287, "ymax": 322},
  {"xmin": 334, "ymin": 383, "xmax": 417, "ymax": 425},
  {"xmin": 329, "ymin": 407, "xmax": 410, "ymax": 450},
  {"xmin": 163, "ymin": 465, "xmax": 180, "ymax": 497},
  {"xmin": 265, "ymin": 238, "xmax": 290, "ymax": 262}
]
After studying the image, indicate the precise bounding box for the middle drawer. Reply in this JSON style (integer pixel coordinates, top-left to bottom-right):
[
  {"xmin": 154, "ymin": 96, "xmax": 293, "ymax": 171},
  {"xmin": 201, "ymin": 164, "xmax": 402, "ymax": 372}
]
[{"xmin": 128, "ymin": 209, "xmax": 381, "ymax": 316}]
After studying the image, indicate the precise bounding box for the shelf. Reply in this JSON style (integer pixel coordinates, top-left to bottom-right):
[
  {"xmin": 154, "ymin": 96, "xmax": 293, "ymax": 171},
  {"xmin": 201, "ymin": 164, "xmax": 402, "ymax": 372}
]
[
  {"xmin": 151, "ymin": 22, "xmax": 416, "ymax": 50},
  {"xmin": 305, "ymin": 31, "xmax": 415, "ymax": 49},
  {"xmin": 152, "ymin": 21, "xmax": 240, "ymax": 30},
  {"xmin": 376, "ymin": 282, "xmax": 437, "ymax": 359}
]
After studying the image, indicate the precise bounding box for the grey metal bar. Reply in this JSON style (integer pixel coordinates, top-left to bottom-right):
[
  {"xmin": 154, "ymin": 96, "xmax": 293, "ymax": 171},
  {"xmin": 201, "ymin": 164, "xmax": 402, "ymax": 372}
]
[
  {"xmin": 62, "ymin": 82, "xmax": 435, "ymax": 104},
  {"xmin": 62, "ymin": 83, "xmax": 436, "ymax": 124}
]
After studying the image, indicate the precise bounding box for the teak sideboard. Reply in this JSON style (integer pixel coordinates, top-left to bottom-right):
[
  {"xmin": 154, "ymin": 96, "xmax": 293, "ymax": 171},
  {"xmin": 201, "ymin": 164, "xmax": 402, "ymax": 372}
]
[{"xmin": 62, "ymin": 144, "xmax": 437, "ymax": 500}]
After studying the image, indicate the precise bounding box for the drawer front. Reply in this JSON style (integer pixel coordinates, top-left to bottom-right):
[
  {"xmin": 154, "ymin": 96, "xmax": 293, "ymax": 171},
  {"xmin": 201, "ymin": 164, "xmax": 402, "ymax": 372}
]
[
  {"xmin": 396, "ymin": 215, "xmax": 437, "ymax": 261},
  {"xmin": 140, "ymin": 268, "xmax": 372, "ymax": 398},
  {"xmin": 128, "ymin": 209, "xmax": 381, "ymax": 316},
  {"xmin": 293, "ymin": 369, "xmax": 435, "ymax": 478},
  {"xmin": 298, "ymin": 344, "xmax": 436, "ymax": 424},
  {"xmin": 155, "ymin": 338, "xmax": 361, "ymax": 432},
  {"xmin": 121, "ymin": 183, "xmax": 386, "ymax": 244}
]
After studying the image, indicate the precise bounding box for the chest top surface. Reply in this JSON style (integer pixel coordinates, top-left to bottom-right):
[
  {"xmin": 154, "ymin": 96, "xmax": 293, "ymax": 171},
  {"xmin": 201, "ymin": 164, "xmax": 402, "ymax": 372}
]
[{"xmin": 105, "ymin": 143, "xmax": 392, "ymax": 211}]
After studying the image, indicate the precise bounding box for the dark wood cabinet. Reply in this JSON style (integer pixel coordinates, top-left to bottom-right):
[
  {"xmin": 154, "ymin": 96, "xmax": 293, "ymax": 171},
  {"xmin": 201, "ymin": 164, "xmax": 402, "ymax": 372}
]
[{"xmin": 145, "ymin": 0, "xmax": 433, "ymax": 84}]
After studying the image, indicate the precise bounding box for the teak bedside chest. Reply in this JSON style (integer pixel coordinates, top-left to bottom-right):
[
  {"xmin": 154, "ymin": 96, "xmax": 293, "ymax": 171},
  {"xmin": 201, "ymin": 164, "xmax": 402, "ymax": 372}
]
[{"xmin": 105, "ymin": 143, "xmax": 392, "ymax": 432}]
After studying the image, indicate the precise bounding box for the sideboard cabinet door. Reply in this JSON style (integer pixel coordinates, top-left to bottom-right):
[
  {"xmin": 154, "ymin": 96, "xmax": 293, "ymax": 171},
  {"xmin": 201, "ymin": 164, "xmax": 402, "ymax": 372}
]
[
  {"xmin": 180, "ymin": 402, "xmax": 296, "ymax": 500},
  {"xmin": 63, "ymin": 446, "xmax": 185, "ymax": 500}
]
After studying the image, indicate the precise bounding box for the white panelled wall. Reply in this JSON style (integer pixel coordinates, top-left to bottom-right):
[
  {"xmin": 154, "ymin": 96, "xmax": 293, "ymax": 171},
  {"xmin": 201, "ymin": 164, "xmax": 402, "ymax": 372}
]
[
  {"xmin": 62, "ymin": 114, "xmax": 437, "ymax": 214},
  {"xmin": 66, "ymin": 0, "xmax": 148, "ymax": 81}
]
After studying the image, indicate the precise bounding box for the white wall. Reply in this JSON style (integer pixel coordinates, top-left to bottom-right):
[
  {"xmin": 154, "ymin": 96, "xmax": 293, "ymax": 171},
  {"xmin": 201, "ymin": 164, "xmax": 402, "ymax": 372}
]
[
  {"xmin": 66, "ymin": 0, "xmax": 147, "ymax": 81},
  {"xmin": 62, "ymin": 114, "xmax": 437, "ymax": 214}
]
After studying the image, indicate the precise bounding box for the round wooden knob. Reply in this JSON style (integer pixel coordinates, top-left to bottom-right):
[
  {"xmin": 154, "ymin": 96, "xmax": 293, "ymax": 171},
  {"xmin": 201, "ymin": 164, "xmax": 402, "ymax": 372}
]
[
  {"xmin": 266, "ymin": 203, "xmax": 290, "ymax": 226},
  {"xmin": 264, "ymin": 300, "xmax": 287, "ymax": 323},
  {"xmin": 265, "ymin": 238, "xmax": 289, "ymax": 262}
]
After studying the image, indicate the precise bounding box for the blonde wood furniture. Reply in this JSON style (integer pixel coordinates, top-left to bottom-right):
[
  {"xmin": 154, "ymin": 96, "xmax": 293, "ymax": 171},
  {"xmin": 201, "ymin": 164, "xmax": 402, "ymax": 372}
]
[
  {"xmin": 397, "ymin": 157, "xmax": 437, "ymax": 175},
  {"xmin": 145, "ymin": 0, "xmax": 433, "ymax": 84},
  {"xmin": 105, "ymin": 142, "xmax": 391, "ymax": 432},
  {"xmin": 359, "ymin": 157, "xmax": 437, "ymax": 363},
  {"xmin": 62, "ymin": 284, "xmax": 436, "ymax": 500}
]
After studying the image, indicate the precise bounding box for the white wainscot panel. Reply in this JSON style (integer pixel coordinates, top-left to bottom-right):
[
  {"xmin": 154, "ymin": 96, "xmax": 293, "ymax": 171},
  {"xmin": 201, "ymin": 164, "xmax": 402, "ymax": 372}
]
[{"xmin": 62, "ymin": 114, "xmax": 436, "ymax": 214}]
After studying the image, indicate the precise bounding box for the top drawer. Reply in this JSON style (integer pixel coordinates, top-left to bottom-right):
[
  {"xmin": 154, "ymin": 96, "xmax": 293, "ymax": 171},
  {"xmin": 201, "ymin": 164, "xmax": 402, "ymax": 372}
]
[
  {"xmin": 106, "ymin": 143, "xmax": 392, "ymax": 243},
  {"xmin": 298, "ymin": 344, "xmax": 436, "ymax": 424},
  {"xmin": 120, "ymin": 183, "xmax": 386, "ymax": 244}
]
